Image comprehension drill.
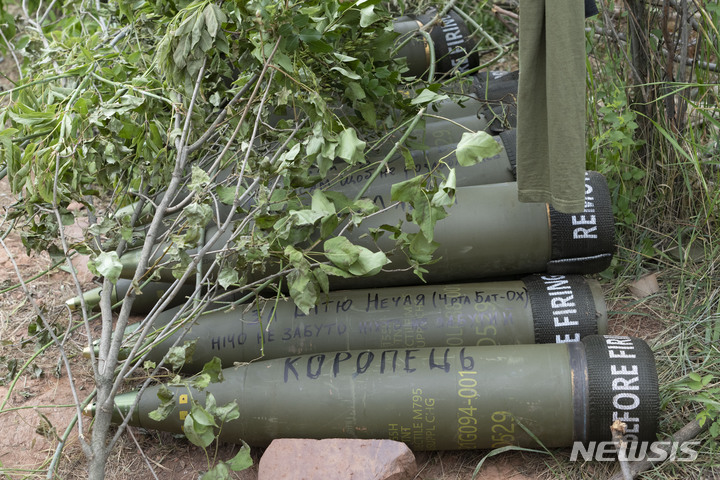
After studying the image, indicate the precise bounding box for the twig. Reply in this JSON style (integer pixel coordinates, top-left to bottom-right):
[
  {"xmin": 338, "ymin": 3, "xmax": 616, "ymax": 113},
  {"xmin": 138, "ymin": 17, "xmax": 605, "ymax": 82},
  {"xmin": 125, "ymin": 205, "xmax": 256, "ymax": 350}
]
[
  {"xmin": 607, "ymin": 418, "xmax": 709, "ymax": 480},
  {"xmin": 21, "ymin": 0, "xmax": 62, "ymax": 76},
  {"xmin": 354, "ymin": 103, "xmax": 429, "ymax": 201},
  {"xmin": 46, "ymin": 390, "xmax": 97, "ymax": 480},
  {"xmin": 452, "ymin": 7, "xmax": 508, "ymax": 75},
  {"xmin": 589, "ymin": 27, "xmax": 720, "ymax": 73},
  {"xmin": 90, "ymin": 72, "xmax": 173, "ymax": 105},
  {"xmin": 121, "ymin": 148, "xmax": 277, "ymax": 352},
  {"xmin": 337, "ymin": 200, "xmax": 401, "ymax": 238},
  {"xmin": 0, "ymin": 237, "xmax": 90, "ymax": 455},
  {"xmin": 610, "ymin": 420, "xmax": 633, "ymax": 480},
  {"xmin": 104, "ymin": 58, "xmax": 209, "ymax": 394},
  {"xmin": 492, "ymin": 5, "xmax": 519, "ymax": 20},
  {"xmin": 187, "ymin": 73, "xmax": 259, "ymax": 154},
  {"xmin": 239, "ymin": 68, "xmax": 276, "ymax": 182},
  {"xmin": 37, "ymin": 0, "xmax": 58, "ymax": 26},
  {"xmin": 105, "ymin": 50, "xmax": 281, "ymax": 446},
  {"xmin": 0, "ymin": 334, "xmax": 55, "ymax": 412},
  {"xmin": 125, "ymin": 427, "xmax": 161, "ymax": 480},
  {"xmin": 491, "ymin": 6, "xmax": 519, "ymax": 36},
  {"xmin": 202, "ymin": 37, "xmax": 283, "ymax": 178},
  {"xmin": 0, "ymin": 28, "xmax": 23, "ymax": 81}
]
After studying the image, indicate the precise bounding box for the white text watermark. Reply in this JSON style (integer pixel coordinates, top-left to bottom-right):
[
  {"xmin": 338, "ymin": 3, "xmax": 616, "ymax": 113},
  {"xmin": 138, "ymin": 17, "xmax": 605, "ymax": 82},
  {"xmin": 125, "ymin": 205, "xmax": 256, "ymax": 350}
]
[{"xmin": 570, "ymin": 441, "xmax": 701, "ymax": 462}]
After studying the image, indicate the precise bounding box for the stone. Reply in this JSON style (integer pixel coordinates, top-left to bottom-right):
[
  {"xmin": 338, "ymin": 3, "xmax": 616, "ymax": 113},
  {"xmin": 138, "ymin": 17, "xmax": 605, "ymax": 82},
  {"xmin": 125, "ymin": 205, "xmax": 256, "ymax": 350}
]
[{"xmin": 258, "ymin": 438, "xmax": 417, "ymax": 480}]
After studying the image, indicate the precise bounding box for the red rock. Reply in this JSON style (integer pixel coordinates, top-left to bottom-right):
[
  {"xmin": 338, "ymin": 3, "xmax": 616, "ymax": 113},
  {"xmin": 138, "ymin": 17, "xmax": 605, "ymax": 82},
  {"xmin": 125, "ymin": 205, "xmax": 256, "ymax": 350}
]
[{"xmin": 258, "ymin": 438, "xmax": 417, "ymax": 480}]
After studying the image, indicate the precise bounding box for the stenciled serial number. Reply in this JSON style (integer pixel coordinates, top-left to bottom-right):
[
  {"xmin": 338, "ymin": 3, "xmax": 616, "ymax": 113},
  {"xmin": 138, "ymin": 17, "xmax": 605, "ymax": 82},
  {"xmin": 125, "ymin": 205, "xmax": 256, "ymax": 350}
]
[
  {"xmin": 490, "ymin": 411, "xmax": 516, "ymax": 448},
  {"xmin": 456, "ymin": 370, "xmax": 479, "ymax": 448}
]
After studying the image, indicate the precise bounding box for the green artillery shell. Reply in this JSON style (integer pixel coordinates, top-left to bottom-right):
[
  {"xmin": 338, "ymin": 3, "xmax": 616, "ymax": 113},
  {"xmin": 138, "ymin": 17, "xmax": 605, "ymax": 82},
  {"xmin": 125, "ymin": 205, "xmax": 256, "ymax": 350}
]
[
  {"xmin": 117, "ymin": 171, "xmax": 614, "ymax": 285},
  {"xmin": 390, "ymin": 72, "xmax": 517, "ymax": 145},
  {"xmin": 65, "ymin": 279, "xmax": 197, "ymax": 314},
  {"xmin": 98, "ymin": 335, "xmax": 658, "ymax": 450},
  {"xmin": 115, "ymin": 124, "xmax": 517, "ymax": 232},
  {"xmin": 329, "ymin": 170, "xmax": 615, "ymax": 289},
  {"xmin": 394, "ymin": 10, "xmax": 480, "ymax": 78},
  {"xmin": 307, "ymin": 129, "xmax": 517, "ymax": 202},
  {"xmin": 419, "ymin": 70, "xmax": 517, "ymax": 137},
  {"xmin": 117, "ymin": 274, "xmax": 607, "ymax": 371},
  {"xmin": 113, "ymin": 70, "xmax": 518, "ymax": 226}
]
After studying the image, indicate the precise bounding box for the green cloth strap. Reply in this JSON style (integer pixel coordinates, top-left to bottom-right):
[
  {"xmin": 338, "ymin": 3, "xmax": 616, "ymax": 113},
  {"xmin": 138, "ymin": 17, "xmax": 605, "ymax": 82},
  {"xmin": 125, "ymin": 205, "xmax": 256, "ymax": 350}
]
[{"xmin": 517, "ymin": 0, "xmax": 587, "ymax": 214}]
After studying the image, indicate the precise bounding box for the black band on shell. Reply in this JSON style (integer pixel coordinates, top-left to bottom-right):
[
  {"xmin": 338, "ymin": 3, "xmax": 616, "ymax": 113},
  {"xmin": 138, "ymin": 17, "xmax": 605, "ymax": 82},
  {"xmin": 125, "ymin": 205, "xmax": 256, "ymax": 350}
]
[
  {"xmin": 548, "ymin": 171, "xmax": 615, "ymax": 274},
  {"xmin": 523, "ymin": 274, "xmax": 599, "ymax": 344},
  {"xmin": 582, "ymin": 335, "xmax": 659, "ymax": 443}
]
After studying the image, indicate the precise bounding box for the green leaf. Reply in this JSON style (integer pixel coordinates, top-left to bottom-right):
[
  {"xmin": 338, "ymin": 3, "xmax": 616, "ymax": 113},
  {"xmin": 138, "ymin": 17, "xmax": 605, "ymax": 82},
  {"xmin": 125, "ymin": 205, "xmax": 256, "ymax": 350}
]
[
  {"xmin": 281, "ymin": 143, "xmax": 301, "ymax": 163},
  {"xmin": 336, "ymin": 128, "xmax": 366, "ymax": 164},
  {"xmin": 200, "ymin": 462, "xmax": 230, "ymax": 480},
  {"xmin": 431, "ymin": 168, "xmax": 456, "ymax": 207},
  {"xmin": 306, "ymin": 39, "xmax": 334, "ymax": 54},
  {"xmin": 411, "ymin": 89, "xmax": 449, "ymax": 106},
  {"xmin": 320, "ymin": 213, "xmax": 339, "ymax": 239},
  {"xmin": 183, "ymin": 202, "xmax": 213, "ymax": 226},
  {"xmin": 191, "ymin": 403, "xmax": 217, "ymax": 427},
  {"xmin": 166, "ymin": 345, "xmax": 189, "ymax": 371},
  {"xmin": 287, "ymin": 269, "xmax": 318, "ymax": 315},
  {"xmin": 215, "ymin": 401, "xmax": 240, "ymax": 423},
  {"xmin": 324, "ymin": 191, "xmax": 354, "ymax": 212},
  {"xmin": 217, "ymin": 185, "xmax": 244, "ymax": 205},
  {"xmin": 87, "ymin": 252, "xmax": 123, "ymax": 284},
  {"xmin": 353, "ymin": 198, "xmax": 378, "ymax": 214},
  {"xmin": 289, "ymin": 208, "xmax": 325, "ymax": 226},
  {"xmin": 203, "ymin": 5, "xmax": 219, "ymax": 37},
  {"xmin": 173, "ymin": 35, "xmax": 189, "ymax": 69},
  {"xmin": 333, "ymin": 52, "xmax": 357, "ymax": 62},
  {"xmin": 456, "ymin": 131, "xmax": 502, "ymax": 167},
  {"xmin": 311, "ymin": 190, "xmax": 336, "ymax": 216},
  {"xmin": 313, "ymin": 267, "xmax": 330, "ymax": 294},
  {"xmin": 390, "ymin": 175, "xmax": 424, "ymax": 203},
  {"xmin": 228, "ymin": 441, "xmax": 253, "ymax": 471},
  {"xmin": 359, "ymin": 5, "xmax": 379, "ymax": 27},
  {"xmin": 148, "ymin": 385, "xmax": 175, "ymax": 422},
  {"xmin": 409, "ymin": 231, "xmax": 440, "ymax": 264},
  {"xmin": 306, "ymin": 135, "xmax": 324, "ymax": 156},
  {"xmin": 284, "ymin": 245, "xmax": 306, "ymax": 266},
  {"xmin": 204, "ymin": 392, "xmax": 218, "ymax": 416},
  {"xmin": 189, "ymin": 165, "xmax": 211, "ymax": 193},
  {"xmin": 192, "ymin": 373, "xmax": 212, "ymax": 390},
  {"xmin": 299, "ymin": 28, "xmax": 322, "ymax": 43},
  {"xmin": 413, "ymin": 200, "xmax": 447, "ymax": 242},
  {"xmin": 218, "ymin": 265, "xmax": 239, "ymax": 289},
  {"xmin": 184, "ymin": 404, "xmax": 216, "ymax": 448},
  {"xmin": 347, "ymin": 247, "xmax": 390, "ymax": 276},
  {"xmin": 324, "ymin": 237, "xmax": 360, "ymax": 269},
  {"xmin": 191, "ymin": 11, "xmax": 205, "ymax": 49},
  {"xmin": 199, "ymin": 357, "xmax": 224, "ymax": 384},
  {"xmin": 330, "ymin": 67, "xmax": 362, "ymax": 80},
  {"xmin": 318, "ymin": 263, "xmax": 354, "ymax": 278},
  {"xmin": 356, "ymin": 101, "xmax": 376, "ymax": 125}
]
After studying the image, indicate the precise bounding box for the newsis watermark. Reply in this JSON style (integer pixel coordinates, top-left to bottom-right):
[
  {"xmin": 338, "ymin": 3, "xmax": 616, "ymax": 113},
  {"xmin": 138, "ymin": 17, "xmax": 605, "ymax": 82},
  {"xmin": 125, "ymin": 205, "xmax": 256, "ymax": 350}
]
[{"xmin": 570, "ymin": 441, "xmax": 701, "ymax": 462}]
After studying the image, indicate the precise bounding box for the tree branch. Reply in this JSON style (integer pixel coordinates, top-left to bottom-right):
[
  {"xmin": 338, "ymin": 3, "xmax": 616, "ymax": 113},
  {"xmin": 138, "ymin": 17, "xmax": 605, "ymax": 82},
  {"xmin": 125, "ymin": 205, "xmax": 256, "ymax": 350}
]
[{"xmin": 607, "ymin": 419, "xmax": 708, "ymax": 480}]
